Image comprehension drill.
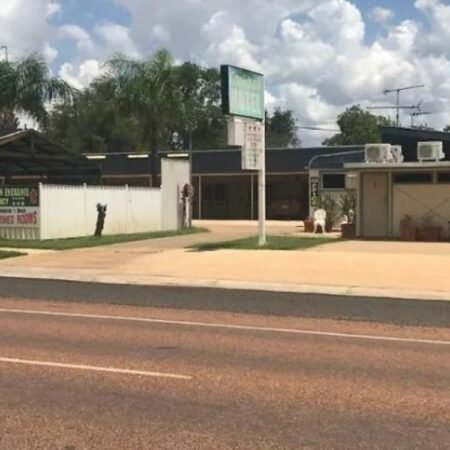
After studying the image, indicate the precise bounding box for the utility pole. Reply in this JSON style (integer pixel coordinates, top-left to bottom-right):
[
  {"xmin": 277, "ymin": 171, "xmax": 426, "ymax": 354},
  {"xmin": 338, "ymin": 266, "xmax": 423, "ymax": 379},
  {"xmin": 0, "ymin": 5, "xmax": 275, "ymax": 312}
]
[
  {"xmin": 0, "ymin": 45, "xmax": 8, "ymax": 62},
  {"xmin": 383, "ymin": 84, "xmax": 425, "ymax": 127}
]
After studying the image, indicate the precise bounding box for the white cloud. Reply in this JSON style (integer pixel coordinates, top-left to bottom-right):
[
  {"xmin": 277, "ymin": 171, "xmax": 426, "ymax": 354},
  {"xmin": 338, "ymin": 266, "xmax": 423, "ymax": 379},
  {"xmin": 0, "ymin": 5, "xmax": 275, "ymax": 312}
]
[
  {"xmin": 0, "ymin": 0, "xmax": 57, "ymax": 59},
  {"xmin": 95, "ymin": 23, "xmax": 140, "ymax": 58},
  {"xmin": 370, "ymin": 6, "xmax": 395, "ymax": 25},
  {"xmin": 201, "ymin": 11, "xmax": 261, "ymax": 71},
  {"xmin": 43, "ymin": 42, "xmax": 58, "ymax": 63},
  {"xmin": 151, "ymin": 24, "xmax": 171, "ymax": 43},
  {"xmin": 59, "ymin": 59, "xmax": 102, "ymax": 89},
  {"xmin": 7, "ymin": 0, "xmax": 450, "ymax": 144},
  {"xmin": 58, "ymin": 24, "xmax": 96, "ymax": 54},
  {"xmin": 46, "ymin": 2, "xmax": 61, "ymax": 18}
]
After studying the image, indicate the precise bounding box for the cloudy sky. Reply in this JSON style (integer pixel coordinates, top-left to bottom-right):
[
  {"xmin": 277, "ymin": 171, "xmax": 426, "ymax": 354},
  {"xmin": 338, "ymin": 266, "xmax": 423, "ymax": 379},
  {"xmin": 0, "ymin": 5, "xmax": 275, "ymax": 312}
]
[{"xmin": 2, "ymin": 0, "xmax": 450, "ymax": 145}]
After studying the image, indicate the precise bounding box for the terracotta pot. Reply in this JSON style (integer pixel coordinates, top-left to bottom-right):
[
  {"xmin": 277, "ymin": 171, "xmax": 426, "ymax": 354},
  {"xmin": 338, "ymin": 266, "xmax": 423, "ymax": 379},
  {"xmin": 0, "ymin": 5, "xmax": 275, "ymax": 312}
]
[
  {"xmin": 421, "ymin": 226, "xmax": 442, "ymax": 242},
  {"xmin": 341, "ymin": 223, "xmax": 356, "ymax": 239},
  {"xmin": 304, "ymin": 219, "xmax": 314, "ymax": 233},
  {"xmin": 400, "ymin": 225, "xmax": 417, "ymax": 242}
]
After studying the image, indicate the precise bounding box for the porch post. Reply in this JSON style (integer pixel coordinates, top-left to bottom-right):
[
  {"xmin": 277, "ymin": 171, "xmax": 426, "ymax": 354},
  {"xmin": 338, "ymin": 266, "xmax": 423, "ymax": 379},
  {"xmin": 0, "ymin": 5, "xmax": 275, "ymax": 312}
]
[{"xmin": 388, "ymin": 171, "xmax": 393, "ymax": 238}]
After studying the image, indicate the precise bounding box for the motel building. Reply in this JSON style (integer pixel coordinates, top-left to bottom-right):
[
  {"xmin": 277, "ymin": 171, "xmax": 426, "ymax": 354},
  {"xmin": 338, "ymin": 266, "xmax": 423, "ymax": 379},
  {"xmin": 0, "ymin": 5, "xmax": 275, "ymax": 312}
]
[{"xmin": 1, "ymin": 126, "xmax": 450, "ymax": 241}]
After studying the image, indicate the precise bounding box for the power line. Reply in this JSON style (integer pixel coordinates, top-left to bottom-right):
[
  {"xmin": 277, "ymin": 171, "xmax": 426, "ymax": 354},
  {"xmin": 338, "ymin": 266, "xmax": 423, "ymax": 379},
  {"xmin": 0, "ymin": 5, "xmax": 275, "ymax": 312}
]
[{"xmin": 298, "ymin": 126, "xmax": 340, "ymax": 133}]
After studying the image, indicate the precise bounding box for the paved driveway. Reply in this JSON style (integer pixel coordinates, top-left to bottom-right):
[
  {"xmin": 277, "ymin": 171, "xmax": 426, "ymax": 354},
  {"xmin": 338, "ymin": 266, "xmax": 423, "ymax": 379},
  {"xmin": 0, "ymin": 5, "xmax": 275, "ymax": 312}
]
[{"xmin": 1, "ymin": 221, "xmax": 450, "ymax": 301}]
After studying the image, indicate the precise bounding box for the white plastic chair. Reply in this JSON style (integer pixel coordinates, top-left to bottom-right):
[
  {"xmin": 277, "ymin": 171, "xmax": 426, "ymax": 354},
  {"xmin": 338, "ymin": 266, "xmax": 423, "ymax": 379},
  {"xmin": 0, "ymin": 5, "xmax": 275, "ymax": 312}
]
[{"xmin": 313, "ymin": 209, "xmax": 327, "ymax": 234}]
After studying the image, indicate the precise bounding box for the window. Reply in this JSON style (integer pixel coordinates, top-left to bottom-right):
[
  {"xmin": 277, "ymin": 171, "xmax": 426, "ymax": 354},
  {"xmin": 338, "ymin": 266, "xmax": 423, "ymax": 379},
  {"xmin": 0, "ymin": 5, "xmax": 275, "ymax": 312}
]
[
  {"xmin": 394, "ymin": 172, "xmax": 433, "ymax": 184},
  {"xmin": 438, "ymin": 172, "xmax": 450, "ymax": 183},
  {"xmin": 321, "ymin": 173, "xmax": 346, "ymax": 190}
]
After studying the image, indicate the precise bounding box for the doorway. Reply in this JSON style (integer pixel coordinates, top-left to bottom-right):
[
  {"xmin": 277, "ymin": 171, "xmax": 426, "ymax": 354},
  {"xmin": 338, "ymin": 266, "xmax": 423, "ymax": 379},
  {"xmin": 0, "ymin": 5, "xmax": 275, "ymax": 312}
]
[{"xmin": 361, "ymin": 173, "xmax": 389, "ymax": 237}]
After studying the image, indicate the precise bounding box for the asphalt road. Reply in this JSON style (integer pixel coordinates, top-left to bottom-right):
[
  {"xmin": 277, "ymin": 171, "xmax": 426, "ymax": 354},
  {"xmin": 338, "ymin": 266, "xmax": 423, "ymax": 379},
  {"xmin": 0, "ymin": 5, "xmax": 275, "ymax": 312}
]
[
  {"xmin": 1, "ymin": 277, "xmax": 450, "ymax": 327},
  {"xmin": 0, "ymin": 289, "xmax": 449, "ymax": 449}
]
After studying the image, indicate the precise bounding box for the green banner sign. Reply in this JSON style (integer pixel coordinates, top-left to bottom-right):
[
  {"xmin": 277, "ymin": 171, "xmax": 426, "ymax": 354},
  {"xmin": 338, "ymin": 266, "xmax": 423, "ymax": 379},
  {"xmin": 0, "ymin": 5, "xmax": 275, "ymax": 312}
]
[
  {"xmin": 0, "ymin": 186, "xmax": 40, "ymax": 207},
  {"xmin": 221, "ymin": 65, "xmax": 265, "ymax": 120}
]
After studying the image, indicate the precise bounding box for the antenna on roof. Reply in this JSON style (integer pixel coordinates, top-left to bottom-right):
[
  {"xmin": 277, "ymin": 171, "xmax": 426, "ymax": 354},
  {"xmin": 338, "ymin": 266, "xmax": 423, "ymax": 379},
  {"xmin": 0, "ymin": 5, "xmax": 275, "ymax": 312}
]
[
  {"xmin": 382, "ymin": 84, "xmax": 425, "ymax": 127},
  {"xmin": 409, "ymin": 101, "xmax": 435, "ymax": 128}
]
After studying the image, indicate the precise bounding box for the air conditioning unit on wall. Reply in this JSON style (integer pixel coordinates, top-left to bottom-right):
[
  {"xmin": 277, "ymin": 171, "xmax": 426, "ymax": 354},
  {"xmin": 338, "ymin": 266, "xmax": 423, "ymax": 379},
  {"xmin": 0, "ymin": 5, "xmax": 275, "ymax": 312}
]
[
  {"xmin": 365, "ymin": 144, "xmax": 392, "ymax": 163},
  {"xmin": 418, "ymin": 142, "xmax": 445, "ymax": 162},
  {"xmin": 390, "ymin": 145, "xmax": 404, "ymax": 163}
]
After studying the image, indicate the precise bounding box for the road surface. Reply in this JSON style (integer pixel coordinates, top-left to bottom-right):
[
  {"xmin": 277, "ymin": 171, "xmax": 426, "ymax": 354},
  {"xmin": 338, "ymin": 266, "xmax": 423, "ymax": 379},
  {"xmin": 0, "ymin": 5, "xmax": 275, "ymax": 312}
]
[{"xmin": 0, "ymin": 282, "xmax": 449, "ymax": 448}]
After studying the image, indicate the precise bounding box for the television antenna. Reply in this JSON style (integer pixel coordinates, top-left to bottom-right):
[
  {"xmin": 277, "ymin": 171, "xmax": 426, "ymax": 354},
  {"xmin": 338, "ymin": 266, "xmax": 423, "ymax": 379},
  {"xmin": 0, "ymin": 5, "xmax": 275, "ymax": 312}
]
[
  {"xmin": 409, "ymin": 101, "xmax": 435, "ymax": 127},
  {"xmin": 383, "ymin": 84, "xmax": 425, "ymax": 127},
  {"xmin": 366, "ymin": 105, "xmax": 417, "ymax": 126}
]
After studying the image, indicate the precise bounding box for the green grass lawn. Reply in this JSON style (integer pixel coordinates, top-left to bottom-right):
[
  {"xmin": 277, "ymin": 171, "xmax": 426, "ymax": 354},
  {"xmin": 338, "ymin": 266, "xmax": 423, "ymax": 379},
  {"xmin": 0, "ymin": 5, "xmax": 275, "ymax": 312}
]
[
  {"xmin": 190, "ymin": 235, "xmax": 336, "ymax": 252},
  {"xmin": 0, "ymin": 227, "xmax": 207, "ymax": 251},
  {"xmin": 0, "ymin": 250, "xmax": 26, "ymax": 260}
]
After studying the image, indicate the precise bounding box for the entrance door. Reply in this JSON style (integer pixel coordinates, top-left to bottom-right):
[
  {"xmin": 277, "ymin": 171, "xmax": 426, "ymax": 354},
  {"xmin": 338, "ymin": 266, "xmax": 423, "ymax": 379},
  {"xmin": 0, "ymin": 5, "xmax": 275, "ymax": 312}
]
[{"xmin": 362, "ymin": 173, "xmax": 388, "ymax": 237}]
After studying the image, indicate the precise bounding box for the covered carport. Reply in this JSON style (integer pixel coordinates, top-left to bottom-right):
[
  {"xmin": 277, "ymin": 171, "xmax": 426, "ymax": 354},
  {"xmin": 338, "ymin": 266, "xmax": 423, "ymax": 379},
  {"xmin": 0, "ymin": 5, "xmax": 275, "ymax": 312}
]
[{"xmin": 0, "ymin": 129, "xmax": 100, "ymax": 185}]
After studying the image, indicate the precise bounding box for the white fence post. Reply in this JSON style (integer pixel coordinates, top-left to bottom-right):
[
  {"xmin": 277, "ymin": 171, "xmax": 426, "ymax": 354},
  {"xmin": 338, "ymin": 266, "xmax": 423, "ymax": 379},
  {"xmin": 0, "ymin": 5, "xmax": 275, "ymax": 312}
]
[{"xmin": 83, "ymin": 183, "xmax": 88, "ymax": 235}]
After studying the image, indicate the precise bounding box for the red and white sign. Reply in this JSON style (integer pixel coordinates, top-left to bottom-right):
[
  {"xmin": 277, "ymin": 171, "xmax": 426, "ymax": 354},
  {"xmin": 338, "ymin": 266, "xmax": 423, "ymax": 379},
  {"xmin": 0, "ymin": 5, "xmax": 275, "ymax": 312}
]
[{"xmin": 0, "ymin": 207, "xmax": 39, "ymax": 228}]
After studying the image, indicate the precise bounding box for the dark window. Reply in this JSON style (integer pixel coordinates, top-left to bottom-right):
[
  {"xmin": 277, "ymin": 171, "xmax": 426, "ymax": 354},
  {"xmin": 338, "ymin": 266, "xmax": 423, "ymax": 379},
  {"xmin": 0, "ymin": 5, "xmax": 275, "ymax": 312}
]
[
  {"xmin": 394, "ymin": 173, "xmax": 433, "ymax": 184},
  {"xmin": 438, "ymin": 172, "xmax": 450, "ymax": 183},
  {"xmin": 322, "ymin": 173, "xmax": 346, "ymax": 189},
  {"xmin": 204, "ymin": 183, "xmax": 227, "ymax": 202}
]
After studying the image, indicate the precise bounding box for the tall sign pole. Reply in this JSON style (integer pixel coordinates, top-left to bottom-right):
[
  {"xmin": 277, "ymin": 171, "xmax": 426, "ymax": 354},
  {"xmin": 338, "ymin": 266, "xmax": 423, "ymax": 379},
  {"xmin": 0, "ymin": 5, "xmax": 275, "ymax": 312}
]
[
  {"xmin": 221, "ymin": 65, "xmax": 266, "ymax": 246},
  {"xmin": 258, "ymin": 112, "xmax": 266, "ymax": 246}
]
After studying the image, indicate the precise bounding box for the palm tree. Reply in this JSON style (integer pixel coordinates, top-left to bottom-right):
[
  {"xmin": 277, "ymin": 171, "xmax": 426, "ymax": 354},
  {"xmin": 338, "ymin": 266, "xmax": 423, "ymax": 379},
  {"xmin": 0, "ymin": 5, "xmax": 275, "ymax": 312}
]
[
  {"xmin": 105, "ymin": 49, "xmax": 180, "ymax": 187},
  {"xmin": 0, "ymin": 54, "xmax": 73, "ymax": 131}
]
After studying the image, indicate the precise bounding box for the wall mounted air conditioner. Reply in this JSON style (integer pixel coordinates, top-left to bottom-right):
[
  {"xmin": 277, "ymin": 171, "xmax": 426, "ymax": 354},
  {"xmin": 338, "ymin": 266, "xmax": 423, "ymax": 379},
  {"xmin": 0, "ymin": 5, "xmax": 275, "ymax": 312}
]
[
  {"xmin": 390, "ymin": 145, "xmax": 404, "ymax": 163},
  {"xmin": 365, "ymin": 144, "xmax": 392, "ymax": 163},
  {"xmin": 418, "ymin": 142, "xmax": 445, "ymax": 162}
]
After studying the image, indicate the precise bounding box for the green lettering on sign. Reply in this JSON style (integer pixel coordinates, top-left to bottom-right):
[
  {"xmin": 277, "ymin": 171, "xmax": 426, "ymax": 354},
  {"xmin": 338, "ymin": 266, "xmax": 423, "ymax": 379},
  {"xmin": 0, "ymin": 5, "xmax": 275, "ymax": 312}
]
[{"xmin": 221, "ymin": 65, "xmax": 265, "ymax": 120}]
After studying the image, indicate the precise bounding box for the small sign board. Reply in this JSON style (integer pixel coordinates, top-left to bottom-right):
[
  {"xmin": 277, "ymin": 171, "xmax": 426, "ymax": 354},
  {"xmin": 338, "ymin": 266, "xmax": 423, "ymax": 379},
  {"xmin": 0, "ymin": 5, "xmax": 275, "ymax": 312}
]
[
  {"xmin": 0, "ymin": 186, "xmax": 40, "ymax": 228},
  {"xmin": 221, "ymin": 65, "xmax": 265, "ymax": 121},
  {"xmin": 242, "ymin": 121, "xmax": 263, "ymax": 171},
  {"xmin": 310, "ymin": 177, "xmax": 320, "ymax": 208}
]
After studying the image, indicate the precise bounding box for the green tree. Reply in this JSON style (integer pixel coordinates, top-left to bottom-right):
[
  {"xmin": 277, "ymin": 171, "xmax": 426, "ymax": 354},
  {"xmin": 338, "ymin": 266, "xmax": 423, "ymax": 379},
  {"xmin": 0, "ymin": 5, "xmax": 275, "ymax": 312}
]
[
  {"xmin": 444, "ymin": 125, "xmax": 450, "ymax": 132},
  {"xmin": 323, "ymin": 105, "xmax": 393, "ymax": 146},
  {"xmin": 104, "ymin": 49, "xmax": 180, "ymax": 186},
  {"xmin": 265, "ymin": 108, "xmax": 300, "ymax": 148},
  {"xmin": 0, "ymin": 54, "xmax": 72, "ymax": 130},
  {"xmin": 47, "ymin": 79, "xmax": 140, "ymax": 154},
  {"xmin": 173, "ymin": 63, "xmax": 226, "ymax": 150}
]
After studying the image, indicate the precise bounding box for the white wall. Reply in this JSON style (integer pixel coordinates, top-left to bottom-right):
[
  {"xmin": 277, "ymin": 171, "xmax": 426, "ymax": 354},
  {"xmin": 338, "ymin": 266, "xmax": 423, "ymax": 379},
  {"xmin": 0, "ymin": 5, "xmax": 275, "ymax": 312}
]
[
  {"xmin": 161, "ymin": 158, "xmax": 190, "ymax": 231},
  {"xmin": 40, "ymin": 184, "xmax": 161, "ymax": 239},
  {"xmin": 393, "ymin": 184, "xmax": 450, "ymax": 238}
]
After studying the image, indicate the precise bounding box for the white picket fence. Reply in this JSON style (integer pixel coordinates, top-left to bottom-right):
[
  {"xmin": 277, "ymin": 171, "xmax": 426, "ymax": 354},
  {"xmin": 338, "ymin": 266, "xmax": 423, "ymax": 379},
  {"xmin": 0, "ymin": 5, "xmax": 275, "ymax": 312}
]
[
  {"xmin": 39, "ymin": 184, "xmax": 162, "ymax": 240},
  {"xmin": 0, "ymin": 158, "xmax": 190, "ymax": 241}
]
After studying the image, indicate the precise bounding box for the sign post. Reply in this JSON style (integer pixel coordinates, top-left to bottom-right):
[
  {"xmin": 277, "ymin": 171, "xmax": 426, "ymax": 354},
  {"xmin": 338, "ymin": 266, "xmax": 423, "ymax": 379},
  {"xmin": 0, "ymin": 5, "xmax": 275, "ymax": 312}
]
[{"xmin": 221, "ymin": 65, "xmax": 266, "ymax": 246}]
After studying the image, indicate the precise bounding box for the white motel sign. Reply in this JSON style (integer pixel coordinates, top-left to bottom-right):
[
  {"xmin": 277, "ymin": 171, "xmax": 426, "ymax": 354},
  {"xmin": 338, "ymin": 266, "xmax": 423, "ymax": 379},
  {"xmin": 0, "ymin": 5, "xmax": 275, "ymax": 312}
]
[{"xmin": 242, "ymin": 121, "xmax": 263, "ymax": 171}]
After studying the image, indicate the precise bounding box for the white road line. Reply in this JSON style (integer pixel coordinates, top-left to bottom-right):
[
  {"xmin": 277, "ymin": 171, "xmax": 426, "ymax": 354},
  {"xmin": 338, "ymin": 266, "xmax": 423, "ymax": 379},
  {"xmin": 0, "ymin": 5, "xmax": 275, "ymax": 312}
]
[
  {"xmin": 0, "ymin": 307, "xmax": 449, "ymax": 347},
  {"xmin": 0, "ymin": 357, "xmax": 192, "ymax": 380}
]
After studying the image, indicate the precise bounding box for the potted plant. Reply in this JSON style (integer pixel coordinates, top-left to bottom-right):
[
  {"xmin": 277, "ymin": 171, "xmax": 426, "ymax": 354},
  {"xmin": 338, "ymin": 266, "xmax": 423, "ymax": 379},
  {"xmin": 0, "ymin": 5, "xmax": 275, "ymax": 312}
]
[
  {"xmin": 339, "ymin": 191, "xmax": 357, "ymax": 239},
  {"xmin": 319, "ymin": 195, "xmax": 338, "ymax": 232},
  {"xmin": 304, "ymin": 216, "xmax": 314, "ymax": 233},
  {"xmin": 420, "ymin": 215, "xmax": 442, "ymax": 242},
  {"xmin": 400, "ymin": 215, "xmax": 417, "ymax": 242}
]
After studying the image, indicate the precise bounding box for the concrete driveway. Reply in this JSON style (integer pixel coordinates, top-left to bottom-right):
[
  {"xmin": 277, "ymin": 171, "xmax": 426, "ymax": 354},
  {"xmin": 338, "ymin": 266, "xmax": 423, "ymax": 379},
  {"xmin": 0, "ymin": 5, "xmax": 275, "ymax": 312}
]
[{"xmin": 1, "ymin": 221, "xmax": 450, "ymax": 301}]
